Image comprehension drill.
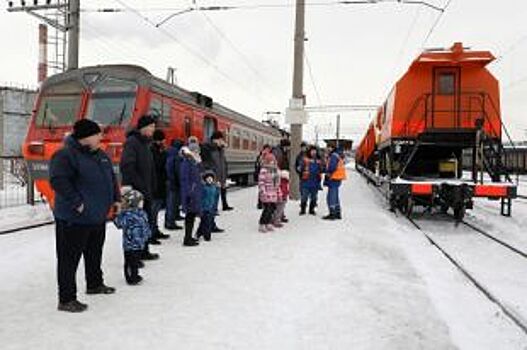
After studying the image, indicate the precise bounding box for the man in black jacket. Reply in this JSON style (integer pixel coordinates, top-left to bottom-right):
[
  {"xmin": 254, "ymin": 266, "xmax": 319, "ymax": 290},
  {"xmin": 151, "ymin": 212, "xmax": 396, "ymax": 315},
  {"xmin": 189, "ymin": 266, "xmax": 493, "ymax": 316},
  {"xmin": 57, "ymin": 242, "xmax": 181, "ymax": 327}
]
[
  {"xmin": 120, "ymin": 115, "xmax": 161, "ymax": 256},
  {"xmin": 50, "ymin": 119, "xmax": 119, "ymax": 313}
]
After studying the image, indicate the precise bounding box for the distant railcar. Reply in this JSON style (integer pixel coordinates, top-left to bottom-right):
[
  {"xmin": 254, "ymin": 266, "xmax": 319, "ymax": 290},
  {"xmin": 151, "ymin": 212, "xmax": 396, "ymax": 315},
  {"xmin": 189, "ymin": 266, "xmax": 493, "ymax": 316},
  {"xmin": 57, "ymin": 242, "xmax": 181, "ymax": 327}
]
[{"xmin": 23, "ymin": 65, "xmax": 282, "ymax": 206}]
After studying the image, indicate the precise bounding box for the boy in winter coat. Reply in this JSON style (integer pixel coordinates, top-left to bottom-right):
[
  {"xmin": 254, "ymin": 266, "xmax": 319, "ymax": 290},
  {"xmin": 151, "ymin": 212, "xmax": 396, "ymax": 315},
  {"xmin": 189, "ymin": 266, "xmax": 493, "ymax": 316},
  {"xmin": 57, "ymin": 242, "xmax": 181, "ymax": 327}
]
[
  {"xmin": 113, "ymin": 187, "xmax": 151, "ymax": 285},
  {"xmin": 272, "ymin": 170, "xmax": 290, "ymax": 228},
  {"xmin": 299, "ymin": 146, "xmax": 324, "ymax": 215},
  {"xmin": 196, "ymin": 171, "xmax": 219, "ymax": 241},
  {"xmin": 258, "ymin": 152, "xmax": 280, "ymax": 233}
]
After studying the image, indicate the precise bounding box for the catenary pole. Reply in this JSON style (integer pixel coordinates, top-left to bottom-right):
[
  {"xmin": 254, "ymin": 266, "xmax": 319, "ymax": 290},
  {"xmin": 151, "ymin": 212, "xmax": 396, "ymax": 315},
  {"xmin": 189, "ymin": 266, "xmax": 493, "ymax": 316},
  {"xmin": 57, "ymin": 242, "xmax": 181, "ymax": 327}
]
[
  {"xmin": 286, "ymin": 0, "xmax": 307, "ymax": 200},
  {"xmin": 68, "ymin": 0, "xmax": 80, "ymax": 70}
]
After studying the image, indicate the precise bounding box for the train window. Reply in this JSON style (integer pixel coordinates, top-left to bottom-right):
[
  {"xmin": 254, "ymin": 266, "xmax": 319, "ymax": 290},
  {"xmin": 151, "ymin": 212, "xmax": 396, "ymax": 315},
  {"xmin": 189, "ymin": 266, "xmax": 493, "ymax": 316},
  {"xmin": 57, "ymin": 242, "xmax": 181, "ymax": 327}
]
[
  {"xmin": 86, "ymin": 78, "xmax": 137, "ymax": 126},
  {"xmin": 251, "ymin": 135, "xmax": 257, "ymax": 151},
  {"xmin": 231, "ymin": 129, "xmax": 240, "ymax": 149},
  {"xmin": 184, "ymin": 117, "xmax": 192, "ymax": 139},
  {"xmin": 160, "ymin": 99, "xmax": 171, "ymax": 127},
  {"xmin": 242, "ymin": 131, "xmax": 250, "ymax": 150},
  {"xmin": 36, "ymin": 95, "xmax": 82, "ymax": 127},
  {"xmin": 438, "ymin": 73, "xmax": 455, "ymax": 95},
  {"xmin": 36, "ymin": 81, "xmax": 83, "ymax": 127},
  {"xmin": 203, "ymin": 117, "xmax": 217, "ymax": 141}
]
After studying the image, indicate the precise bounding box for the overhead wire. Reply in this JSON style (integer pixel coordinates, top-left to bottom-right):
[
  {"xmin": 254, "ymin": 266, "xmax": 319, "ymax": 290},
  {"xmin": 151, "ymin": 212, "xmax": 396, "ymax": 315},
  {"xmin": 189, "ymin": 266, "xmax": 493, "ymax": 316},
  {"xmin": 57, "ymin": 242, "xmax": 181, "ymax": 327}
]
[
  {"xmin": 113, "ymin": 0, "xmax": 276, "ymax": 107},
  {"xmin": 84, "ymin": 0, "xmax": 444, "ymax": 13},
  {"xmin": 197, "ymin": 8, "xmax": 281, "ymax": 101},
  {"xmin": 304, "ymin": 50, "xmax": 323, "ymax": 107},
  {"xmin": 421, "ymin": 0, "xmax": 454, "ymax": 48},
  {"xmin": 493, "ymin": 34, "xmax": 527, "ymax": 66}
]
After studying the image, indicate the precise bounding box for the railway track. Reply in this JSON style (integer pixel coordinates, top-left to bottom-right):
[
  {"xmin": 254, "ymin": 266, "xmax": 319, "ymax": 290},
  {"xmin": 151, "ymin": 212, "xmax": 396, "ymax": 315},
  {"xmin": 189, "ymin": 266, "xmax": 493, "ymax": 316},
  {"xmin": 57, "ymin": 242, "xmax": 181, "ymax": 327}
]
[
  {"xmin": 406, "ymin": 214, "xmax": 527, "ymax": 336},
  {"xmin": 0, "ymin": 220, "xmax": 55, "ymax": 235}
]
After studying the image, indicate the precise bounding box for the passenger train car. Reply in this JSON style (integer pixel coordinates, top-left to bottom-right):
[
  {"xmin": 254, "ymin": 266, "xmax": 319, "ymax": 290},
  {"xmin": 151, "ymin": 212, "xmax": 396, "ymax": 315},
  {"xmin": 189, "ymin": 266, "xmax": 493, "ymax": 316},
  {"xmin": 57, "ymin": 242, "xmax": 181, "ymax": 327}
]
[
  {"xmin": 23, "ymin": 65, "xmax": 282, "ymax": 205},
  {"xmin": 355, "ymin": 43, "xmax": 517, "ymax": 220}
]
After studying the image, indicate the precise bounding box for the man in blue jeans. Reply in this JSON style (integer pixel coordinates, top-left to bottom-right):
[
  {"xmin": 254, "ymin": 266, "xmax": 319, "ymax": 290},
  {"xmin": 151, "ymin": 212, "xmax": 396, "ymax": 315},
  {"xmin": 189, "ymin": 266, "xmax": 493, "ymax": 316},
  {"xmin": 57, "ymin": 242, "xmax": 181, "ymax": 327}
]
[{"xmin": 323, "ymin": 145, "xmax": 346, "ymax": 220}]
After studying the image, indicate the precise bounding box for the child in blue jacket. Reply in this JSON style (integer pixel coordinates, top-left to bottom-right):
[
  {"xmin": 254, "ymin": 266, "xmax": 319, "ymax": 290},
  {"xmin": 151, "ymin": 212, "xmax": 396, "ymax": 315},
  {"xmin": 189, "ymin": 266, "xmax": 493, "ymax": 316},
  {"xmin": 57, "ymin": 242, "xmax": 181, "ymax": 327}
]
[
  {"xmin": 197, "ymin": 170, "xmax": 219, "ymax": 241},
  {"xmin": 114, "ymin": 187, "xmax": 152, "ymax": 285}
]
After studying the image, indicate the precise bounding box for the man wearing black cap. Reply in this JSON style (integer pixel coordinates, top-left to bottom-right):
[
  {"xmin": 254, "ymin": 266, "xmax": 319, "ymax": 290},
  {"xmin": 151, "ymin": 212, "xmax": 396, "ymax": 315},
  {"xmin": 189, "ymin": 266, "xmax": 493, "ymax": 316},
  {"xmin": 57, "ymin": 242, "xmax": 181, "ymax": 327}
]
[
  {"xmin": 50, "ymin": 119, "xmax": 119, "ymax": 313},
  {"xmin": 120, "ymin": 115, "xmax": 160, "ymax": 258}
]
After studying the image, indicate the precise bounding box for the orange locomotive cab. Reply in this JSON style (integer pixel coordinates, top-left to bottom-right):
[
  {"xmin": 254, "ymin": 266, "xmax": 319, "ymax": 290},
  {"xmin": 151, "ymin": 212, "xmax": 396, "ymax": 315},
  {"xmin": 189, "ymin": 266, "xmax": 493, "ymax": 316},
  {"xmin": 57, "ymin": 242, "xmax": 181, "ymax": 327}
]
[
  {"xmin": 356, "ymin": 43, "xmax": 517, "ymax": 219},
  {"xmin": 374, "ymin": 43, "xmax": 503, "ymax": 181}
]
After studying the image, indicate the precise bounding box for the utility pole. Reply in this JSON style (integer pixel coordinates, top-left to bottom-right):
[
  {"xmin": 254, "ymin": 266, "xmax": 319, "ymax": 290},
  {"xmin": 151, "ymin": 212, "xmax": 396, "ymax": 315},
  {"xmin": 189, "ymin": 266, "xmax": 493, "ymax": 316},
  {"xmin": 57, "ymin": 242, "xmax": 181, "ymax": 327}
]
[
  {"xmin": 285, "ymin": 0, "xmax": 307, "ymax": 200},
  {"xmin": 67, "ymin": 0, "xmax": 80, "ymax": 70},
  {"xmin": 336, "ymin": 114, "xmax": 341, "ymax": 149},
  {"xmin": 7, "ymin": 1, "xmax": 79, "ymax": 73}
]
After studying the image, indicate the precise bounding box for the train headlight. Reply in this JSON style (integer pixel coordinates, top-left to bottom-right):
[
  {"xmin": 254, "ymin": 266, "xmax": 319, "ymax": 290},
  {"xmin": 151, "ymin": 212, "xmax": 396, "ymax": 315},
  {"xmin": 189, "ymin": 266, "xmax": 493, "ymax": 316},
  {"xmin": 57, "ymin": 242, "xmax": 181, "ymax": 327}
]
[{"xmin": 28, "ymin": 142, "xmax": 45, "ymax": 156}]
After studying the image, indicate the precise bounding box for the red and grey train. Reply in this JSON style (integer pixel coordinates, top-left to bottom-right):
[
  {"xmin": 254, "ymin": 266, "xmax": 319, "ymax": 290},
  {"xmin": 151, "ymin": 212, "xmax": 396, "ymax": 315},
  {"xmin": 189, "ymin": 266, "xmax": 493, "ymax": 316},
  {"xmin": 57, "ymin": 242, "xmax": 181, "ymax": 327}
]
[
  {"xmin": 22, "ymin": 65, "xmax": 283, "ymax": 206},
  {"xmin": 355, "ymin": 43, "xmax": 518, "ymax": 219}
]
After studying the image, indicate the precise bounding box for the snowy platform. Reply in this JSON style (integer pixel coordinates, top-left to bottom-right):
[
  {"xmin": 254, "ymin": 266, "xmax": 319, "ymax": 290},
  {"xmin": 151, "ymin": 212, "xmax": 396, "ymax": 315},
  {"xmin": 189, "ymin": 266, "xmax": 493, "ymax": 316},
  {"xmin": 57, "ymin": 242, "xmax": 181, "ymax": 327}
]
[{"xmin": 1, "ymin": 170, "xmax": 527, "ymax": 349}]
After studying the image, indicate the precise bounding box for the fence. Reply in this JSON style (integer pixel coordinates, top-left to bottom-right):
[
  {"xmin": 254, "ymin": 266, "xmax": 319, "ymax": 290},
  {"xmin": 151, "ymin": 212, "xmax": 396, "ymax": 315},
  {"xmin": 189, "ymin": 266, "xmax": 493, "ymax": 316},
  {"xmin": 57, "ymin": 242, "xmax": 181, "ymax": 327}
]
[{"xmin": 0, "ymin": 156, "xmax": 39, "ymax": 209}]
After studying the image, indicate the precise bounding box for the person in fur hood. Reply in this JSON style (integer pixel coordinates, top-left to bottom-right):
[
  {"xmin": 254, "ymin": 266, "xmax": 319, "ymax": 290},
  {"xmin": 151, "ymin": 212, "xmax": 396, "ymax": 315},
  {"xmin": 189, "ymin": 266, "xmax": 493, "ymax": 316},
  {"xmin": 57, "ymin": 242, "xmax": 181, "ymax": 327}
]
[{"xmin": 179, "ymin": 136, "xmax": 203, "ymax": 246}]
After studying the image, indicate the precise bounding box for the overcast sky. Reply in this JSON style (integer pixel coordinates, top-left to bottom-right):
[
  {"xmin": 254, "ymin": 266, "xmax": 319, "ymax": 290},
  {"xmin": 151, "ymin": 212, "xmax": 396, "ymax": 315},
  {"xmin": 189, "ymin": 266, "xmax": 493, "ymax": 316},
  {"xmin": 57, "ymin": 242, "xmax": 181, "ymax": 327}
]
[{"xmin": 1, "ymin": 0, "xmax": 527, "ymax": 142}]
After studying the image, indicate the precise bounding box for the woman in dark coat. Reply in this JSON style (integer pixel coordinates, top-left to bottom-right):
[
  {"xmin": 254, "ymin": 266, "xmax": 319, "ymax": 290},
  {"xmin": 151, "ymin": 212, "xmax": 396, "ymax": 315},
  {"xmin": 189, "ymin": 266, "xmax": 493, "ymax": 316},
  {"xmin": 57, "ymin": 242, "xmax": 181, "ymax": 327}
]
[{"xmin": 179, "ymin": 136, "xmax": 203, "ymax": 246}]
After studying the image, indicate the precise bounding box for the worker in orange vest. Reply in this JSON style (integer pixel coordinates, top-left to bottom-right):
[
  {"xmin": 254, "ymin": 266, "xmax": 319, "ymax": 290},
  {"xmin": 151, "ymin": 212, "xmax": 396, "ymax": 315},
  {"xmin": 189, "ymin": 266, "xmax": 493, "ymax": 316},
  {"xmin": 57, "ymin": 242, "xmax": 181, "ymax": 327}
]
[{"xmin": 323, "ymin": 145, "xmax": 346, "ymax": 220}]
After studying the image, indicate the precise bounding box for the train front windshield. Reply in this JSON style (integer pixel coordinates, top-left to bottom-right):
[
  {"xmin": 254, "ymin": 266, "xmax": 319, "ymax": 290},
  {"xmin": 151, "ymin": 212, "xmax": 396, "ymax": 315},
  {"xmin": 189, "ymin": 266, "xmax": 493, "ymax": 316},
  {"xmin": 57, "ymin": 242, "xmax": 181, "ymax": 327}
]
[
  {"xmin": 86, "ymin": 77, "xmax": 137, "ymax": 126},
  {"xmin": 35, "ymin": 81, "xmax": 82, "ymax": 128}
]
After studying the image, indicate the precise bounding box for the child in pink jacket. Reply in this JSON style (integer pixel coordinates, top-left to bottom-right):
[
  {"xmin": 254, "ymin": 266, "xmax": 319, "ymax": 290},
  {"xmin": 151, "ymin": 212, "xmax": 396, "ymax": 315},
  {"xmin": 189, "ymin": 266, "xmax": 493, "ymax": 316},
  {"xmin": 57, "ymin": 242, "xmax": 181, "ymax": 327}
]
[{"xmin": 258, "ymin": 151, "xmax": 279, "ymax": 232}]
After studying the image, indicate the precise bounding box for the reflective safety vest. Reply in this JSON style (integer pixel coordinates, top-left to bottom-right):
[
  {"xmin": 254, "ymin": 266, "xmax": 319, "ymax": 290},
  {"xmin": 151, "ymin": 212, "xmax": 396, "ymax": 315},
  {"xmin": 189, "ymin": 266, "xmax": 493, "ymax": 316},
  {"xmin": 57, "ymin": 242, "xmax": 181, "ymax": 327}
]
[{"xmin": 328, "ymin": 157, "xmax": 347, "ymax": 181}]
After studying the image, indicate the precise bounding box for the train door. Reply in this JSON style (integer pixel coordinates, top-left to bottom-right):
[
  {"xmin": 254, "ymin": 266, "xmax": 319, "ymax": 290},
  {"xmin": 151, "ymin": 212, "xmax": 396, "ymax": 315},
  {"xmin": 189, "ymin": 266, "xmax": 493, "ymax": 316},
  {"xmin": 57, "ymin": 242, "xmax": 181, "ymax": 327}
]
[
  {"xmin": 203, "ymin": 116, "xmax": 217, "ymax": 142},
  {"xmin": 184, "ymin": 115, "xmax": 192, "ymax": 140},
  {"xmin": 430, "ymin": 67, "xmax": 461, "ymax": 129}
]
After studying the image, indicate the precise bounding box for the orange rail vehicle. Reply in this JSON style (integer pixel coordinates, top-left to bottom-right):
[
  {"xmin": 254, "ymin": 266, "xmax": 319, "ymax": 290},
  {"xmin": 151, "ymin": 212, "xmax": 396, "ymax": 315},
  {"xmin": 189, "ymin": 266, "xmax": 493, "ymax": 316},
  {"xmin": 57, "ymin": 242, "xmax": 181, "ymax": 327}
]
[
  {"xmin": 23, "ymin": 65, "xmax": 283, "ymax": 207},
  {"xmin": 356, "ymin": 43, "xmax": 517, "ymax": 220}
]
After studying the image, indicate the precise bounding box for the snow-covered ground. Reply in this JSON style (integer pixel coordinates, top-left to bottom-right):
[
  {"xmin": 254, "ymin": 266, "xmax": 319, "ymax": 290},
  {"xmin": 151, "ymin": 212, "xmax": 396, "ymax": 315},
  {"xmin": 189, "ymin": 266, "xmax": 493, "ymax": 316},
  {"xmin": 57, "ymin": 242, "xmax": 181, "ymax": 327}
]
[{"xmin": 1, "ymin": 170, "xmax": 527, "ymax": 349}]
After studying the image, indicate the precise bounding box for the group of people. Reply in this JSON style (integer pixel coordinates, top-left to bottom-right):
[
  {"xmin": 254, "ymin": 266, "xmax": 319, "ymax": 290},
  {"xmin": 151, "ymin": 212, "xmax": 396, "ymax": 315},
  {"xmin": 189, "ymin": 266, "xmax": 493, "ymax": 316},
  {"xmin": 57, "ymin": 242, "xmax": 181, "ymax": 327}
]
[
  {"xmin": 255, "ymin": 139, "xmax": 347, "ymax": 233},
  {"xmin": 49, "ymin": 115, "xmax": 346, "ymax": 313},
  {"xmin": 50, "ymin": 116, "xmax": 232, "ymax": 313}
]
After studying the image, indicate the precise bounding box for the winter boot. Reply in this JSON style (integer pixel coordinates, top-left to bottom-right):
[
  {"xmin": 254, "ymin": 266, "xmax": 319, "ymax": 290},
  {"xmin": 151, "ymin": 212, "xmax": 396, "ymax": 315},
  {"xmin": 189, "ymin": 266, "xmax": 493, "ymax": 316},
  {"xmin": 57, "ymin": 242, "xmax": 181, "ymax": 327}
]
[
  {"xmin": 265, "ymin": 224, "xmax": 275, "ymax": 232},
  {"xmin": 154, "ymin": 228, "xmax": 170, "ymax": 240},
  {"xmin": 124, "ymin": 252, "xmax": 142, "ymax": 285},
  {"xmin": 164, "ymin": 222, "xmax": 183, "ymax": 230},
  {"xmin": 335, "ymin": 208, "xmax": 342, "ymax": 220},
  {"xmin": 309, "ymin": 201, "xmax": 317, "ymax": 215},
  {"xmin": 57, "ymin": 300, "xmax": 88, "ymax": 313},
  {"xmin": 299, "ymin": 202, "xmax": 307, "ymax": 215},
  {"xmin": 140, "ymin": 244, "xmax": 160, "ymax": 260},
  {"xmin": 322, "ymin": 211, "xmax": 336, "ymax": 220},
  {"xmin": 183, "ymin": 217, "xmax": 199, "ymax": 246}
]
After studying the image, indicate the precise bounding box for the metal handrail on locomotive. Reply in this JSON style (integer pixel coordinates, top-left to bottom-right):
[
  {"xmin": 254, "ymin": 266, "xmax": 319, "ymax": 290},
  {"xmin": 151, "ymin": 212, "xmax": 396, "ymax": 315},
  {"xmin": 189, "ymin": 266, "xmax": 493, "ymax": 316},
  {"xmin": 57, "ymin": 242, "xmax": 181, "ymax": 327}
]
[
  {"xmin": 355, "ymin": 43, "xmax": 518, "ymax": 220},
  {"xmin": 23, "ymin": 65, "xmax": 283, "ymax": 206}
]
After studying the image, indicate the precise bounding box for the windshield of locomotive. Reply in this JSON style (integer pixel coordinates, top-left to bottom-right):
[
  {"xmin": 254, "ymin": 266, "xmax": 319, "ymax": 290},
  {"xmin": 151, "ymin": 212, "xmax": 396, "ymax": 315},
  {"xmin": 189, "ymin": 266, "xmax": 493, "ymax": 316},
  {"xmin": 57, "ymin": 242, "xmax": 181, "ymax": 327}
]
[
  {"xmin": 86, "ymin": 77, "xmax": 137, "ymax": 126},
  {"xmin": 35, "ymin": 81, "xmax": 82, "ymax": 128}
]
